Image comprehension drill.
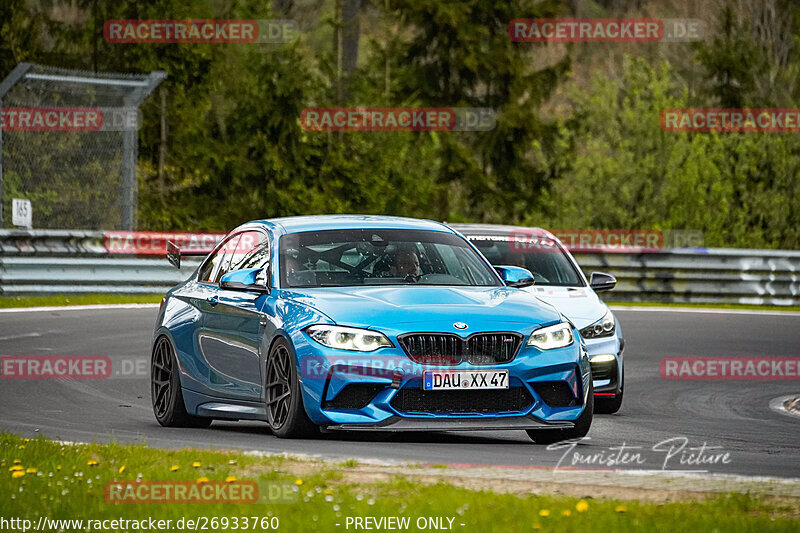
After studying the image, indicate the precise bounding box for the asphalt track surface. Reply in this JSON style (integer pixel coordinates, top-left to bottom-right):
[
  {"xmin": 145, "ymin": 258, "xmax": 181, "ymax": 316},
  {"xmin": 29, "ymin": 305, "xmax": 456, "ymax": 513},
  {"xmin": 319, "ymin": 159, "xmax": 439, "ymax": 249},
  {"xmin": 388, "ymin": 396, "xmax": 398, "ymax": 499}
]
[{"xmin": 0, "ymin": 306, "xmax": 798, "ymax": 478}]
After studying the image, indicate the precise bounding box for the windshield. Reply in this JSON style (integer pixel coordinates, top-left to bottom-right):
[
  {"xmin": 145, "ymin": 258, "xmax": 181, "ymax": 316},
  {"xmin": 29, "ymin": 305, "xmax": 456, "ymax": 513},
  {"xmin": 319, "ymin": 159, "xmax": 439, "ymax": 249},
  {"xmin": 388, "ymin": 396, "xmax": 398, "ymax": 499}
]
[
  {"xmin": 280, "ymin": 229, "xmax": 502, "ymax": 288},
  {"xmin": 465, "ymin": 234, "xmax": 584, "ymax": 287}
]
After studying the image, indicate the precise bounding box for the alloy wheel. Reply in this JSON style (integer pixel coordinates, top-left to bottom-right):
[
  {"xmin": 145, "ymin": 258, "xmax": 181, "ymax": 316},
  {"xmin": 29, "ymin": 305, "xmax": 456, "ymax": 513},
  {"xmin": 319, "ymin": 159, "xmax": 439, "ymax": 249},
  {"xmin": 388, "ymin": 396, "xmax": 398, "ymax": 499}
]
[
  {"xmin": 265, "ymin": 343, "xmax": 293, "ymax": 429},
  {"xmin": 151, "ymin": 337, "xmax": 173, "ymax": 419}
]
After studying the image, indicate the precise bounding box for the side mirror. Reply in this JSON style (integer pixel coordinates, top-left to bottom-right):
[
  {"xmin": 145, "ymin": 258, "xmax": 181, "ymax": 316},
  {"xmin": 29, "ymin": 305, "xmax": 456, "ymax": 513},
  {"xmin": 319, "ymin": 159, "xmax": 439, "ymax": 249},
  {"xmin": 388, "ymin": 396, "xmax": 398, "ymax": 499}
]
[
  {"xmin": 495, "ymin": 265, "xmax": 535, "ymax": 288},
  {"xmin": 589, "ymin": 271, "xmax": 616, "ymax": 292},
  {"xmin": 220, "ymin": 267, "xmax": 269, "ymax": 292}
]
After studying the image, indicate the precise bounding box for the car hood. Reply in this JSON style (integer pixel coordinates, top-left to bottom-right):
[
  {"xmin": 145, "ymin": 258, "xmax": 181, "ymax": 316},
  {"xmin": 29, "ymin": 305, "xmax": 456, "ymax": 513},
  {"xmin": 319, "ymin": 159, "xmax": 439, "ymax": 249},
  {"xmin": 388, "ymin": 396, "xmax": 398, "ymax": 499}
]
[
  {"xmin": 279, "ymin": 285, "xmax": 562, "ymax": 331},
  {"xmin": 519, "ymin": 286, "xmax": 608, "ymax": 329}
]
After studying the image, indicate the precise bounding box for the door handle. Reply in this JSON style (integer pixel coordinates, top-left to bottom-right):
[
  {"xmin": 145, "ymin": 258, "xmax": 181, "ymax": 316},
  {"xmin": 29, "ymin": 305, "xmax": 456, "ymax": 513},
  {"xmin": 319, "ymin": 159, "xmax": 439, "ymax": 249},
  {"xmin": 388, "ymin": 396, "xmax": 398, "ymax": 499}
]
[{"xmin": 207, "ymin": 295, "xmax": 219, "ymax": 307}]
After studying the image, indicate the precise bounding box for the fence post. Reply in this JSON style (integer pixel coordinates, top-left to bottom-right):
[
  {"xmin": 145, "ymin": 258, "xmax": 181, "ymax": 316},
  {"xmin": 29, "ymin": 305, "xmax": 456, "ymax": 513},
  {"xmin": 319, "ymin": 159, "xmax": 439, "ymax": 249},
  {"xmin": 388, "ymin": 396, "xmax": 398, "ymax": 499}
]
[
  {"xmin": 120, "ymin": 70, "xmax": 167, "ymax": 230},
  {"xmin": 0, "ymin": 63, "xmax": 34, "ymax": 228}
]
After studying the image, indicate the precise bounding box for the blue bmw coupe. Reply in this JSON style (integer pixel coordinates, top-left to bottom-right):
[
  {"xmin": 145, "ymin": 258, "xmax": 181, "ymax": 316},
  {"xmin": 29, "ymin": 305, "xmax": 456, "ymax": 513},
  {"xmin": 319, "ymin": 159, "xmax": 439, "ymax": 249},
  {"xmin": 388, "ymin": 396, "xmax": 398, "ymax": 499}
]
[{"xmin": 152, "ymin": 215, "xmax": 593, "ymax": 443}]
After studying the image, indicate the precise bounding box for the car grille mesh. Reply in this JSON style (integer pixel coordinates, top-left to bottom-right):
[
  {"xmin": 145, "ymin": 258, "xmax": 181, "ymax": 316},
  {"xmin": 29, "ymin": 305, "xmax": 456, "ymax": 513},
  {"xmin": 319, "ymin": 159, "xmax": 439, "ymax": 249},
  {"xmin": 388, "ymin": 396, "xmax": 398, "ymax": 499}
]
[
  {"xmin": 390, "ymin": 384, "xmax": 534, "ymax": 414},
  {"xmin": 532, "ymin": 382, "xmax": 579, "ymax": 407},
  {"xmin": 399, "ymin": 333, "xmax": 522, "ymax": 365},
  {"xmin": 323, "ymin": 383, "xmax": 386, "ymax": 410}
]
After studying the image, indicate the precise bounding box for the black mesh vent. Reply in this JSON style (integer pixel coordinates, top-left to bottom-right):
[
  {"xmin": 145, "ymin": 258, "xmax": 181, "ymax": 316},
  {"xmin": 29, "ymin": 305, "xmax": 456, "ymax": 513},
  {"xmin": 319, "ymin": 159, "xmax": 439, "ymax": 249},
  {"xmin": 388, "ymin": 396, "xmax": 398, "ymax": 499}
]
[
  {"xmin": 390, "ymin": 385, "xmax": 534, "ymax": 414},
  {"xmin": 399, "ymin": 333, "xmax": 522, "ymax": 365},
  {"xmin": 323, "ymin": 383, "xmax": 386, "ymax": 410},
  {"xmin": 532, "ymin": 382, "xmax": 579, "ymax": 407}
]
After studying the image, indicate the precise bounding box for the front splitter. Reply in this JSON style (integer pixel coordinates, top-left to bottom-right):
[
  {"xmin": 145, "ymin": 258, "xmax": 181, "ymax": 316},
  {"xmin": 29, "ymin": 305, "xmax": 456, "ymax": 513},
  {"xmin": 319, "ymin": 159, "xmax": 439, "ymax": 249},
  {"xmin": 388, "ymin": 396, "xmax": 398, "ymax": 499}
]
[{"xmin": 324, "ymin": 415, "xmax": 575, "ymax": 432}]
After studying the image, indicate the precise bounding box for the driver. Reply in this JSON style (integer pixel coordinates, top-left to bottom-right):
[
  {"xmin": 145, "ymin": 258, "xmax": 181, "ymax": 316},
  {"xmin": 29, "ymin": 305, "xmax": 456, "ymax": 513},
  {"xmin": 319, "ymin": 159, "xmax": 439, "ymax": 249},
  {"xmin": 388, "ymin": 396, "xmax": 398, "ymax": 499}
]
[{"xmin": 391, "ymin": 247, "xmax": 421, "ymax": 278}]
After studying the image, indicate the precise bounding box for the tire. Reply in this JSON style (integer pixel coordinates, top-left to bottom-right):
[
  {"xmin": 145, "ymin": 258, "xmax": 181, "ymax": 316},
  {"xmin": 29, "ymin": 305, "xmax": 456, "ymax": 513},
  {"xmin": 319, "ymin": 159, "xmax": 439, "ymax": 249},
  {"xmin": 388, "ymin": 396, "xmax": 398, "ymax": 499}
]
[
  {"xmin": 151, "ymin": 336, "xmax": 213, "ymax": 428},
  {"xmin": 264, "ymin": 337, "xmax": 318, "ymax": 438},
  {"xmin": 527, "ymin": 381, "xmax": 593, "ymax": 444},
  {"xmin": 595, "ymin": 384, "xmax": 623, "ymax": 414}
]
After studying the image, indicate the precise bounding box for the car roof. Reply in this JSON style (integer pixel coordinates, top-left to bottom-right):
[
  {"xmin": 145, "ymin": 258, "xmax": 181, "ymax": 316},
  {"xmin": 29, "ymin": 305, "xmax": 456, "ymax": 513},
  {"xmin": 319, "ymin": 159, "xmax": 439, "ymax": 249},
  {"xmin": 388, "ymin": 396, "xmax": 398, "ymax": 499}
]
[
  {"xmin": 449, "ymin": 223, "xmax": 554, "ymax": 238},
  {"xmin": 251, "ymin": 215, "xmax": 455, "ymax": 235}
]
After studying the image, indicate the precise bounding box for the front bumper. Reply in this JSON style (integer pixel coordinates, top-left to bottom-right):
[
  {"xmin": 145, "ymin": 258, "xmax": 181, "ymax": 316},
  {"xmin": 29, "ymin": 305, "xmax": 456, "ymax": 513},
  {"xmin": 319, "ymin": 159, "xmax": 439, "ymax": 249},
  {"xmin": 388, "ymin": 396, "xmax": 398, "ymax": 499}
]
[
  {"xmin": 584, "ymin": 333, "xmax": 624, "ymax": 395},
  {"xmin": 292, "ymin": 332, "xmax": 592, "ymax": 428}
]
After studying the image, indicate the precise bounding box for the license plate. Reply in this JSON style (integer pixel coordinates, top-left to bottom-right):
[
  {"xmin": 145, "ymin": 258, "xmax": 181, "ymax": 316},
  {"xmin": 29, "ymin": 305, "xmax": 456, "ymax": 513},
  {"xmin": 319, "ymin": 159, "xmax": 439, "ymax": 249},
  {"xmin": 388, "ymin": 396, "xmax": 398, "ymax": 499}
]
[{"xmin": 423, "ymin": 370, "xmax": 509, "ymax": 391}]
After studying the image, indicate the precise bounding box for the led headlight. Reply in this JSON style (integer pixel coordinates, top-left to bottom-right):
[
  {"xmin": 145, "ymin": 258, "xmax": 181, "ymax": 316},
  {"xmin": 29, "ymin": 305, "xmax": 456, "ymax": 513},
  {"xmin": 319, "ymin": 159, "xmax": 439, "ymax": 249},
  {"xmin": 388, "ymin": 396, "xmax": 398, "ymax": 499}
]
[
  {"xmin": 306, "ymin": 325, "xmax": 392, "ymax": 352},
  {"xmin": 527, "ymin": 322, "xmax": 574, "ymax": 350},
  {"xmin": 580, "ymin": 310, "xmax": 615, "ymax": 339}
]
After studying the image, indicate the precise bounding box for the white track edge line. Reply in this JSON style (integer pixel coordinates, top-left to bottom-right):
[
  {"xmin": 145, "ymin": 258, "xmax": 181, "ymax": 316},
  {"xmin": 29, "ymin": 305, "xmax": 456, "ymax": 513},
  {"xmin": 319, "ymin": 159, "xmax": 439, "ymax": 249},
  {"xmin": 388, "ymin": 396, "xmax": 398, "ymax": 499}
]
[{"xmin": 0, "ymin": 303, "xmax": 159, "ymax": 313}]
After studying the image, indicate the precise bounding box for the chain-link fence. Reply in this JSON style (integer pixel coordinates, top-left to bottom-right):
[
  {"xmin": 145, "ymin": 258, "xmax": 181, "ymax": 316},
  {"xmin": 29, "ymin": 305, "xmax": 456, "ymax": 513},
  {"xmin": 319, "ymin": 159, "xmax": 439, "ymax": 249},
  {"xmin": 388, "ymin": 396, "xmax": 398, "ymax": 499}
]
[{"xmin": 0, "ymin": 63, "xmax": 165, "ymax": 230}]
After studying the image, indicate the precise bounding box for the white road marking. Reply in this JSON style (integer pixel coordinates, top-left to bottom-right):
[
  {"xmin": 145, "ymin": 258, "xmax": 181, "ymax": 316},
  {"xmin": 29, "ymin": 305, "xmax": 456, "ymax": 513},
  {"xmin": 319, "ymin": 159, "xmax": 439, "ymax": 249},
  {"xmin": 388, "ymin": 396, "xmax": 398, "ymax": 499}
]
[
  {"xmin": 0, "ymin": 303, "xmax": 159, "ymax": 313},
  {"xmin": 0, "ymin": 329, "xmax": 62, "ymax": 341},
  {"xmin": 0, "ymin": 331, "xmax": 42, "ymax": 341}
]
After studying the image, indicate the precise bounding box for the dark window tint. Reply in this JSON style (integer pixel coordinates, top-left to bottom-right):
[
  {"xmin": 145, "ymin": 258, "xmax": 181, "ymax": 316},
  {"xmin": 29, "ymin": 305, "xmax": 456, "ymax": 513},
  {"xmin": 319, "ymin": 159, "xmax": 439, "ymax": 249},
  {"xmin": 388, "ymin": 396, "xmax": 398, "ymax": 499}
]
[{"xmin": 465, "ymin": 234, "xmax": 584, "ymax": 287}]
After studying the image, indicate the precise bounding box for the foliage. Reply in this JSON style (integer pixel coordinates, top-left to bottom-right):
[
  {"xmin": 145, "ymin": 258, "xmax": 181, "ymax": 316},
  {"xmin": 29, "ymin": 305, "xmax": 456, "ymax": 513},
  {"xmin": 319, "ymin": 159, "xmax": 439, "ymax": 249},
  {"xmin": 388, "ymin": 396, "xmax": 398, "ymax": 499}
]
[{"xmin": 1, "ymin": 0, "xmax": 799, "ymax": 248}]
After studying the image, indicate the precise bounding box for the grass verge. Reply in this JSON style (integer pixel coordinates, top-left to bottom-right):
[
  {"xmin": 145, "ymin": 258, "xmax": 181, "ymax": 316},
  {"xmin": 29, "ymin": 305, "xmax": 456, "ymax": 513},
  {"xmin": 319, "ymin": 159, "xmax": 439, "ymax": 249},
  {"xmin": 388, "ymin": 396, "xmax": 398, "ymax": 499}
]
[
  {"xmin": 1, "ymin": 433, "xmax": 797, "ymax": 532},
  {"xmin": 609, "ymin": 301, "xmax": 800, "ymax": 312},
  {"xmin": 0, "ymin": 294, "xmax": 163, "ymax": 309}
]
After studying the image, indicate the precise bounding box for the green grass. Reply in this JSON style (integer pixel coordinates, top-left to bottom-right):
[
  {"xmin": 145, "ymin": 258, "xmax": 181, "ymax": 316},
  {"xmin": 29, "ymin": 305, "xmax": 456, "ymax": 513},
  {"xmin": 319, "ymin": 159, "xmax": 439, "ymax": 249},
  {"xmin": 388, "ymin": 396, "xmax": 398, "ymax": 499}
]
[
  {"xmin": 608, "ymin": 301, "xmax": 800, "ymax": 312},
  {"xmin": 1, "ymin": 433, "xmax": 797, "ymax": 532},
  {"xmin": 0, "ymin": 293, "xmax": 163, "ymax": 308}
]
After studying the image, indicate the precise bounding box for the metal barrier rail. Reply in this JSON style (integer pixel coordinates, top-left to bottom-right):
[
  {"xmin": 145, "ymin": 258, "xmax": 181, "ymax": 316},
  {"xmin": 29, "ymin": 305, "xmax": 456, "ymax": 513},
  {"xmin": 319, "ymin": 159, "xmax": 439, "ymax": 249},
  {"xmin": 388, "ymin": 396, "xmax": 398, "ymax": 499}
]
[
  {"xmin": 1, "ymin": 230, "xmax": 799, "ymax": 305},
  {"xmin": 0, "ymin": 256, "xmax": 200, "ymax": 294},
  {"xmin": 574, "ymin": 249, "xmax": 800, "ymax": 305}
]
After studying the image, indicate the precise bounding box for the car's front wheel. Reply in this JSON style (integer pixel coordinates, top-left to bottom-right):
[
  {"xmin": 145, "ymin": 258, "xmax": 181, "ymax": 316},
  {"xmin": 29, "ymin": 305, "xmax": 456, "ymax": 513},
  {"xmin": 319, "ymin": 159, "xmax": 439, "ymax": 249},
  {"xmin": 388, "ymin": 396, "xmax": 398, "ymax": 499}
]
[
  {"xmin": 526, "ymin": 382, "xmax": 593, "ymax": 444},
  {"xmin": 264, "ymin": 338, "xmax": 318, "ymax": 438},
  {"xmin": 151, "ymin": 335, "xmax": 212, "ymax": 428}
]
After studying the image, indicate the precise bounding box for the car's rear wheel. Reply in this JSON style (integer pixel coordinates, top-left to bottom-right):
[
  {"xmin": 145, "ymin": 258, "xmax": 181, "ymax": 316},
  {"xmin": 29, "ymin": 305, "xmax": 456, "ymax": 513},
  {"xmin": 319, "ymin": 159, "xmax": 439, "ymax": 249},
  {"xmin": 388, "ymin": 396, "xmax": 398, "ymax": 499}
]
[
  {"xmin": 265, "ymin": 338, "xmax": 318, "ymax": 438},
  {"xmin": 526, "ymin": 382, "xmax": 593, "ymax": 444},
  {"xmin": 151, "ymin": 336, "xmax": 212, "ymax": 428}
]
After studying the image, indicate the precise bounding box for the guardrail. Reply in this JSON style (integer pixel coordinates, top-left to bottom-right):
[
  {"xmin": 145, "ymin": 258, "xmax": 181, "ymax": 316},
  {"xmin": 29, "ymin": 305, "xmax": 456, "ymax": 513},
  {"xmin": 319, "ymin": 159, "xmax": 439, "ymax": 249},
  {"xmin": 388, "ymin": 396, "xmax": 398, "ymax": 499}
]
[
  {"xmin": 1, "ymin": 230, "xmax": 799, "ymax": 305},
  {"xmin": 573, "ymin": 249, "xmax": 800, "ymax": 306}
]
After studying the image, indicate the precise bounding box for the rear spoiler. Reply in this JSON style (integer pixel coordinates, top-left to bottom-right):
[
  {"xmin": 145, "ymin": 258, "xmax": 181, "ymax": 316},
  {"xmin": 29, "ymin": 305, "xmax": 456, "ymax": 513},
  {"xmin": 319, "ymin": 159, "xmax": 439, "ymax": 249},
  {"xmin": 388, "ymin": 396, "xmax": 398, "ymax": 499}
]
[{"xmin": 166, "ymin": 240, "xmax": 212, "ymax": 269}]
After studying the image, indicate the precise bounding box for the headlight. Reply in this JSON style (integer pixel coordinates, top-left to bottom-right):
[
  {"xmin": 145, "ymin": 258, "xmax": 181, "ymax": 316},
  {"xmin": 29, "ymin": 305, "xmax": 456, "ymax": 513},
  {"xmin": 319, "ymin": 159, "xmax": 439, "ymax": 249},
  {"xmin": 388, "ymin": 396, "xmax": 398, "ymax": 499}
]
[
  {"xmin": 580, "ymin": 310, "xmax": 615, "ymax": 339},
  {"xmin": 306, "ymin": 325, "xmax": 392, "ymax": 352},
  {"xmin": 527, "ymin": 322, "xmax": 574, "ymax": 350}
]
